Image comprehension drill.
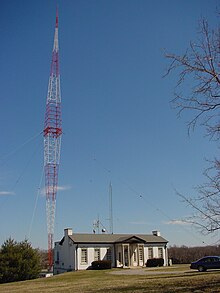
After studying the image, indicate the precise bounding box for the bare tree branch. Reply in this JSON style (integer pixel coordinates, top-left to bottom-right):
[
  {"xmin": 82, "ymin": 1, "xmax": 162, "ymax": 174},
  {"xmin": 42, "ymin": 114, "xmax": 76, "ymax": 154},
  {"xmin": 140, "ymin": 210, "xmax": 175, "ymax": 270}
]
[
  {"xmin": 165, "ymin": 16, "xmax": 220, "ymax": 234},
  {"xmin": 165, "ymin": 18, "xmax": 220, "ymax": 138}
]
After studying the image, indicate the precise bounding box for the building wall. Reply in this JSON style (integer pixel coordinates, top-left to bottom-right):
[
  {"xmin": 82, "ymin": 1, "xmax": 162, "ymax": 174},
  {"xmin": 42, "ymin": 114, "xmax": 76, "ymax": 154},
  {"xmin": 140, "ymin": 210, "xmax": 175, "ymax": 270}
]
[
  {"xmin": 115, "ymin": 243, "xmax": 168, "ymax": 268},
  {"xmin": 77, "ymin": 244, "xmax": 115, "ymax": 270},
  {"xmin": 53, "ymin": 230, "xmax": 168, "ymax": 274},
  {"xmin": 54, "ymin": 241, "xmax": 115, "ymax": 273},
  {"xmin": 54, "ymin": 242, "xmax": 168, "ymax": 274},
  {"xmin": 144, "ymin": 244, "xmax": 168, "ymax": 266},
  {"xmin": 54, "ymin": 229, "xmax": 76, "ymax": 274}
]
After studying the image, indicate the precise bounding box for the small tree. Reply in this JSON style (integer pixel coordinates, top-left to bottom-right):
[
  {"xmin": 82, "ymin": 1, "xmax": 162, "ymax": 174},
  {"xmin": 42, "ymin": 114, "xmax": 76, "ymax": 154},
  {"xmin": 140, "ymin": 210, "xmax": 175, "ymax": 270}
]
[
  {"xmin": 38, "ymin": 249, "xmax": 49, "ymax": 270},
  {"xmin": 0, "ymin": 238, "xmax": 41, "ymax": 283}
]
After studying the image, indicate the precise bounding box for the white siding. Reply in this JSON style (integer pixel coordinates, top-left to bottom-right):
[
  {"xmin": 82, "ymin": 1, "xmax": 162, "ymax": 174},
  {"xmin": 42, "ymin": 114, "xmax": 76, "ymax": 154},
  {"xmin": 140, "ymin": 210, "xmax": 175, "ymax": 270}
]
[
  {"xmin": 54, "ymin": 238, "xmax": 76, "ymax": 274},
  {"xmin": 77, "ymin": 244, "xmax": 114, "ymax": 270},
  {"xmin": 143, "ymin": 245, "xmax": 168, "ymax": 266},
  {"xmin": 53, "ymin": 231, "xmax": 168, "ymax": 274}
]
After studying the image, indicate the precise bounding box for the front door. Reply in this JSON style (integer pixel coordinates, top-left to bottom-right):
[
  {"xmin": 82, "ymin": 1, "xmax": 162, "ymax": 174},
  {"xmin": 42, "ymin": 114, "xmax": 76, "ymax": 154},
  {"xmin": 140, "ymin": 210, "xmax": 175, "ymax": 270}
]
[
  {"xmin": 123, "ymin": 245, "xmax": 129, "ymax": 267},
  {"xmin": 130, "ymin": 244, "xmax": 138, "ymax": 266}
]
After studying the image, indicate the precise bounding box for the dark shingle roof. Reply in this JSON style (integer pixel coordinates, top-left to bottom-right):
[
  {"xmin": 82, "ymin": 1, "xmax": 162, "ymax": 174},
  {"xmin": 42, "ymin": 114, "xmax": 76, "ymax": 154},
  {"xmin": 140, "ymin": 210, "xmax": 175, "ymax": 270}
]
[{"xmin": 68, "ymin": 233, "xmax": 168, "ymax": 244}]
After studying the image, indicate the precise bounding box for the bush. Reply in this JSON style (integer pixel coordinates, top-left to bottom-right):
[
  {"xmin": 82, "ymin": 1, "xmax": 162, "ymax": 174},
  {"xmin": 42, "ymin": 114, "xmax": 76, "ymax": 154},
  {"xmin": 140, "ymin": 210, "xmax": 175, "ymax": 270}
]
[
  {"xmin": 91, "ymin": 260, "xmax": 112, "ymax": 270},
  {"xmin": 0, "ymin": 238, "xmax": 41, "ymax": 283},
  {"xmin": 146, "ymin": 258, "xmax": 164, "ymax": 267}
]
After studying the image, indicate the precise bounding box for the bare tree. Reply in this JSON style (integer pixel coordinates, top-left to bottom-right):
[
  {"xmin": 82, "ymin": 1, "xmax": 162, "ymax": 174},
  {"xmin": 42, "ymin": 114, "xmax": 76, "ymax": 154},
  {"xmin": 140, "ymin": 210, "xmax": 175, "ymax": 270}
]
[
  {"xmin": 176, "ymin": 159, "xmax": 220, "ymax": 233},
  {"xmin": 165, "ymin": 17, "xmax": 220, "ymax": 233},
  {"xmin": 168, "ymin": 244, "xmax": 220, "ymax": 264},
  {"xmin": 165, "ymin": 18, "xmax": 220, "ymax": 139}
]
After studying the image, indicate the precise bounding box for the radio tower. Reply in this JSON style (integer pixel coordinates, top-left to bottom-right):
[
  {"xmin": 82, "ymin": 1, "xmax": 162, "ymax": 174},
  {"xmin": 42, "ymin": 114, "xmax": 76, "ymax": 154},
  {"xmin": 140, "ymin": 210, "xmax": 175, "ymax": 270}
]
[{"xmin": 43, "ymin": 9, "xmax": 62, "ymax": 270}]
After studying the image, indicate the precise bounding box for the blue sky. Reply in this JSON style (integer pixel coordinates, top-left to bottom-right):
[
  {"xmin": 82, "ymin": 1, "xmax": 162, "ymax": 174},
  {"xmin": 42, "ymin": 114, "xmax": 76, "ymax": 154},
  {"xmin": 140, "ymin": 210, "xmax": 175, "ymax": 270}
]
[{"xmin": 0, "ymin": 0, "xmax": 219, "ymax": 249}]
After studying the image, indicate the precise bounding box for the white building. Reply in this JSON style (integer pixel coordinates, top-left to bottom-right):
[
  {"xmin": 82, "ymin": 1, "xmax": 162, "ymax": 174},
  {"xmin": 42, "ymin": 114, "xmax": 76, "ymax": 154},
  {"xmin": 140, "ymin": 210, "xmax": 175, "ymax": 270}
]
[{"xmin": 54, "ymin": 228, "xmax": 168, "ymax": 274}]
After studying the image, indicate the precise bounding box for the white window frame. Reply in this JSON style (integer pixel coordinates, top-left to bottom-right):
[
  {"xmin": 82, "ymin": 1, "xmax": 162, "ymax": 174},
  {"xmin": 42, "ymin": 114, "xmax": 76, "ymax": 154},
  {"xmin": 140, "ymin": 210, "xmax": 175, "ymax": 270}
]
[
  {"xmin": 81, "ymin": 248, "xmax": 88, "ymax": 264},
  {"xmin": 148, "ymin": 247, "xmax": 153, "ymax": 259},
  {"xmin": 94, "ymin": 248, "xmax": 100, "ymax": 261},
  {"xmin": 138, "ymin": 245, "xmax": 144, "ymax": 262},
  {"xmin": 158, "ymin": 247, "xmax": 163, "ymax": 258},
  {"xmin": 106, "ymin": 248, "xmax": 112, "ymax": 261}
]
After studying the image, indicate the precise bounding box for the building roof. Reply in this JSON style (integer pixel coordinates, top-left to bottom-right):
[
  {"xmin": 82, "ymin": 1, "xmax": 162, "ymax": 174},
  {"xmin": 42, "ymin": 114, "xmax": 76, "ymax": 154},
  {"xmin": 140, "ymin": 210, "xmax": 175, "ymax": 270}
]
[{"xmin": 66, "ymin": 233, "xmax": 168, "ymax": 245}]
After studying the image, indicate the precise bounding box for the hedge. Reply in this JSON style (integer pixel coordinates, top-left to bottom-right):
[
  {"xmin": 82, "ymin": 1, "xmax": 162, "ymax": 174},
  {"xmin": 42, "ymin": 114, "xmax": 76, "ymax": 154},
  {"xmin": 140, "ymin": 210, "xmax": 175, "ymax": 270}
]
[
  {"xmin": 146, "ymin": 258, "xmax": 164, "ymax": 267},
  {"xmin": 91, "ymin": 260, "xmax": 112, "ymax": 270}
]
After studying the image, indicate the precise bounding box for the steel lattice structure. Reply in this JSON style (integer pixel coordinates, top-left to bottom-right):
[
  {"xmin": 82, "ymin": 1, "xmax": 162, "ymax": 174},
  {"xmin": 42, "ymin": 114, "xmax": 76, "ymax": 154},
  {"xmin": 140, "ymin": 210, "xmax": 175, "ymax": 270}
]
[{"xmin": 43, "ymin": 10, "xmax": 62, "ymax": 270}]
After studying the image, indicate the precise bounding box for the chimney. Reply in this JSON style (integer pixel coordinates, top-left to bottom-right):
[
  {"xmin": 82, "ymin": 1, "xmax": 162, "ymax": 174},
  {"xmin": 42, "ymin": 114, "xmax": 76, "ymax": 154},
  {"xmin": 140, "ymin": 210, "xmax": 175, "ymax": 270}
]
[
  {"xmin": 152, "ymin": 230, "xmax": 160, "ymax": 236},
  {"xmin": 64, "ymin": 228, "xmax": 73, "ymax": 237}
]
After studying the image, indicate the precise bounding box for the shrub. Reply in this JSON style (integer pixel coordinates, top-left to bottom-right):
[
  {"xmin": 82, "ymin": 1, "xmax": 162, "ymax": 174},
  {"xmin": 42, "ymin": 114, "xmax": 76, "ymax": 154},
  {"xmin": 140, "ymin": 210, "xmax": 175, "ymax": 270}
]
[
  {"xmin": 91, "ymin": 260, "xmax": 112, "ymax": 270},
  {"xmin": 0, "ymin": 238, "xmax": 41, "ymax": 283},
  {"xmin": 146, "ymin": 258, "xmax": 164, "ymax": 267}
]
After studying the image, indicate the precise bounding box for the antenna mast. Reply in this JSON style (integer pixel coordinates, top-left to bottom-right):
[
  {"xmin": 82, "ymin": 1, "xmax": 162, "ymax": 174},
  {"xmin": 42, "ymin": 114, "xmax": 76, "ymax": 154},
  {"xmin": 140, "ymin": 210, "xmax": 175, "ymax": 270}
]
[
  {"xmin": 43, "ymin": 9, "xmax": 62, "ymax": 270},
  {"xmin": 109, "ymin": 182, "xmax": 113, "ymax": 234}
]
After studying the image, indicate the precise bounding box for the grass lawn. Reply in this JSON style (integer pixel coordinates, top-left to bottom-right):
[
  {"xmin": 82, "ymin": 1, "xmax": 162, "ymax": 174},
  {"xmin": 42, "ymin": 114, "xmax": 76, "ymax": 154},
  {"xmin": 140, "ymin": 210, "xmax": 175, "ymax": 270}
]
[{"xmin": 1, "ymin": 265, "xmax": 220, "ymax": 292}]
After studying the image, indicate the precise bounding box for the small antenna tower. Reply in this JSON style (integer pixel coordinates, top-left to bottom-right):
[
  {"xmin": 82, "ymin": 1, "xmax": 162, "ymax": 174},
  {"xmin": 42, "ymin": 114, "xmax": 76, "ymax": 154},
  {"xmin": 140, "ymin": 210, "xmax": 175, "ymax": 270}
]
[
  {"xmin": 93, "ymin": 216, "xmax": 100, "ymax": 234},
  {"xmin": 109, "ymin": 182, "xmax": 113, "ymax": 234},
  {"xmin": 93, "ymin": 215, "xmax": 108, "ymax": 234}
]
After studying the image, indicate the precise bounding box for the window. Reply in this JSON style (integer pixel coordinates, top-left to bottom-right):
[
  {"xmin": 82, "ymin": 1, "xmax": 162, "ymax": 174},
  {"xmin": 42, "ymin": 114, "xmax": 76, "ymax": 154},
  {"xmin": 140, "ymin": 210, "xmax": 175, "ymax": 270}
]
[
  {"xmin": 138, "ymin": 246, "xmax": 143, "ymax": 261},
  {"xmin": 148, "ymin": 247, "xmax": 153, "ymax": 259},
  {"xmin": 94, "ymin": 248, "xmax": 100, "ymax": 261},
  {"xmin": 106, "ymin": 248, "xmax": 112, "ymax": 261},
  {"xmin": 124, "ymin": 246, "xmax": 129, "ymax": 266},
  {"xmin": 81, "ymin": 248, "xmax": 88, "ymax": 264},
  {"xmin": 56, "ymin": 251, "xmax": 59, "ymax": 264},
  {"xmin": 118, "ymin": 252, "xmax": 122, "ymax": 263},
  {"xmin": 158, "ymin": 248, "xmax": 163, "ymax": 258},
  {"xmin": 134, "ymin": 250, "xmax": 137, "ymax": 262}
]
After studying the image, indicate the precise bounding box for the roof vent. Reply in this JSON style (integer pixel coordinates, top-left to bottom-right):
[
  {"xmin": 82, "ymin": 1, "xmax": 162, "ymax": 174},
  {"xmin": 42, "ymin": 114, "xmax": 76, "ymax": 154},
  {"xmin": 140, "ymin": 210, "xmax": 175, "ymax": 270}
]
[{"xmin": 152, "ymin": 230, "xmax": 160, "ymax": 236}]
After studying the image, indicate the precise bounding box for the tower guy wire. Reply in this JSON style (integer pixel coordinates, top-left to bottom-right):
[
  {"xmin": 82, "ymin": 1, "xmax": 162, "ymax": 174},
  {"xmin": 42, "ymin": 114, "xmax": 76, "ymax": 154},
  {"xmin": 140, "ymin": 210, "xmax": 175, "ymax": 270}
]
[
  {"xmin": 92, "ymin": 155, "xmax": 211, "ymax": 246},
  {"xmin": 0, "ymin": 131, "xmax": 42, "ymax": 167},
  {"xmin": 28, "ymin": 164, "xmax": 44, "ymax": 240}
]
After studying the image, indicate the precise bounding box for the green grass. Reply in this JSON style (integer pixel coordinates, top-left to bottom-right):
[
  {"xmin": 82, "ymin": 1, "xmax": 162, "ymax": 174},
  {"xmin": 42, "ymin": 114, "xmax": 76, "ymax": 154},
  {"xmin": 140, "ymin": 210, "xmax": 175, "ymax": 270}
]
[{"xmin": 1, "ymin": 265, "xmax": 220, "ymax": 292}]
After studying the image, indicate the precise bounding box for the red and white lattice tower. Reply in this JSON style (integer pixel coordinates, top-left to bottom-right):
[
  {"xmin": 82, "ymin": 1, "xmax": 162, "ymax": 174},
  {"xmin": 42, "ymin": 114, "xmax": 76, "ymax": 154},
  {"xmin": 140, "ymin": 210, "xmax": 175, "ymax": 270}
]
[{"xmin": 43, "ymin": 9, "xmax": 62, "ymax": 270}]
